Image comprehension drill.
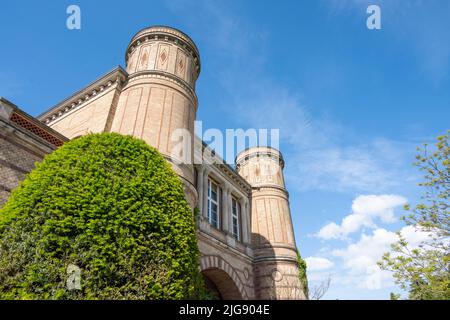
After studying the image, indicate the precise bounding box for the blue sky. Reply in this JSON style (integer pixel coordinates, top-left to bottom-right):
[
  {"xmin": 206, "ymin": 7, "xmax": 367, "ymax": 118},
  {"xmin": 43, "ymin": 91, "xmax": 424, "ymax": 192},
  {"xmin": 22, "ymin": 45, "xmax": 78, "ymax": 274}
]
[{"xmin": 1, "ymin": 0, "xmax": 449, "ymax": 299}]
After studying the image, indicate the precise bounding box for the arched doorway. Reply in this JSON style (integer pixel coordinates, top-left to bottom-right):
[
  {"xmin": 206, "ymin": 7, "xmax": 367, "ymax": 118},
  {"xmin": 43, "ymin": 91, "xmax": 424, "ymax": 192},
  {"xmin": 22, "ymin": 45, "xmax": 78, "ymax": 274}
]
[
  {"xmin": 200, "ymin": 255, "xmax": 247, "ymax": 300},
  {"xmin": 202, "ymin": 268, "xmax": 242, "ymax": 300}
]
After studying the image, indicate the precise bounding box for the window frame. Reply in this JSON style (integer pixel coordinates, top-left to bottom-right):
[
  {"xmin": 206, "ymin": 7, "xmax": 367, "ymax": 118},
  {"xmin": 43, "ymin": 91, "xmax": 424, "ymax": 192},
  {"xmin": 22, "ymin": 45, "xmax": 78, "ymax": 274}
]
[
  {"xmin": 231, "ymin": 197, "xmax": 241, "ymax": 241},
  {"xmin": 207, "ymin": 178, "xmax": 220, "ymax": 229}
]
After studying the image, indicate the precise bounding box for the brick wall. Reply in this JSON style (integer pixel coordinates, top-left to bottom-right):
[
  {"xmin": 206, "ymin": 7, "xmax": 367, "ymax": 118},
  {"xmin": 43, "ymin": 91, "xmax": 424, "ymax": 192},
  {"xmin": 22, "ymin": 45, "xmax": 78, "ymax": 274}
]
[{"xmin": 0, "ymin": 136, "xmax": 45, "ymax": 206}]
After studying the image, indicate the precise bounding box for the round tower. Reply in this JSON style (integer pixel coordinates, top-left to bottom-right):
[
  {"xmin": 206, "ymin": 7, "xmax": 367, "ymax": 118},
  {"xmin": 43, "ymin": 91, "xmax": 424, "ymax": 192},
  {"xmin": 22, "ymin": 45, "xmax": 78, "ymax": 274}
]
[
  {"xmin": 110, "ymin": 26, "xmax": 201, "ymax": 207},
  {"xmin": 236, "ymin": 147, "xmax": 305, "ymax": 300}
]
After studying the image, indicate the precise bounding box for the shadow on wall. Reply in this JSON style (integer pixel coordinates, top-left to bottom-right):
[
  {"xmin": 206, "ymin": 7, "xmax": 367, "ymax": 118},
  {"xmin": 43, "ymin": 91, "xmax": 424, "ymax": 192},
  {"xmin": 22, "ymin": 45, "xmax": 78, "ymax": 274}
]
[{"xmin": 252, "ymin": 233, "xmax": 277, "ymax": 300}]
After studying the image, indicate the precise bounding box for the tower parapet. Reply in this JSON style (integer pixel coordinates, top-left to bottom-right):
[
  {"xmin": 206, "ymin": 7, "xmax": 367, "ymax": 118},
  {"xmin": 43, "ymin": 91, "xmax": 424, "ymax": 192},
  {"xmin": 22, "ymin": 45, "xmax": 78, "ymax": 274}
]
[
  {"xmin": 236, "ymin": 147, "xmax": 305, "ymax": 300},
  {"xmin": 125, "ymin": 26, "xmax": 201, "ymax": 90}
]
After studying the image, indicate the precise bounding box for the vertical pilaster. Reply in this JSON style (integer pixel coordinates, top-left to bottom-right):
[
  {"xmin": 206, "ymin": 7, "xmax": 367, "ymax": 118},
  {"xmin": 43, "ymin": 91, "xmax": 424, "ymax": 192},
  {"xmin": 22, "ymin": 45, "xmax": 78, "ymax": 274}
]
[
  {"xmin": 221, "ymin": 183, "xmax": 230, "ymax": 233},
  {"xmin": 202, "ymin": 168, "xmax": 210, "ymax": 219},
  {"xmin": 239, "ymin": 198, "xmax": 249, "ymax": 244}
]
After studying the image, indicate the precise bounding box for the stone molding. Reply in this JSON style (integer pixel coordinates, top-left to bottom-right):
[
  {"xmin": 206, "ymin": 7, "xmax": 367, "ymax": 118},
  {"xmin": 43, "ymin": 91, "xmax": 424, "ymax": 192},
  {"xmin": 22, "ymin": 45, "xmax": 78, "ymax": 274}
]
[
  {"xmin": 252, "ymin": 185, "xmax": 290, "ymax": 198},
  {"xmin": 253, "ymin": 255, "xmax": 299, "ymax": 264},
  {"xmin": 195, "ymin": 138, "xmax": 252, "ymax": 195},
  {"xmin": 236, "ymin": 146, "xmax": 285, "ymax": 170},
  {"xmin": 198, "ymin": 229, "xmax": 253, "ymax": 262},
  {"xmin": 126, "ymin": 69, "xmax": 198, "ymax": 108}
]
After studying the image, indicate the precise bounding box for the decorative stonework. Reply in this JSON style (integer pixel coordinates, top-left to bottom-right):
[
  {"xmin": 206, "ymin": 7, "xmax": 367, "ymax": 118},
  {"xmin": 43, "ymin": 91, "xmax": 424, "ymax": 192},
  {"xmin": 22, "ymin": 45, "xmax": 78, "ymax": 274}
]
[
  {"xmin": 216, "ymin": 163, "xmax": 252, "ymax": 195},
  {"xmin": 126, "ymin": 26, "xmax": 201, "ymax": 78},
  {"xmin": 156, "ymin": 45, "xmax": 169, "ymax": 70},
  {"xmin": 10, "ymin": 113, "xmax": 65, "ymax": 147},
  {"xmin": 175, "ymin": 49, "xmax": 187, "ymax": 78},
  {"xmin": 271, "ymin": 269, "xmax": 283, "ymax": 282},
  {"xmin": 243, "ymin": 268, "xmax": 250, "ymax": 280},
  {"xmin": 160, "ymin": 49, "xmax": 167, "ymax": 64}
]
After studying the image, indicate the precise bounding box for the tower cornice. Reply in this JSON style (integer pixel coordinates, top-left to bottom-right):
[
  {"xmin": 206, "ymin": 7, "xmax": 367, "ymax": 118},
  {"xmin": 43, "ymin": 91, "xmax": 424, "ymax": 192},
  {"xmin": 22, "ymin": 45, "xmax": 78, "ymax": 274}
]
[{"xmin": 236, "ymin": 146, "xmax": 285, "ymax": 170}]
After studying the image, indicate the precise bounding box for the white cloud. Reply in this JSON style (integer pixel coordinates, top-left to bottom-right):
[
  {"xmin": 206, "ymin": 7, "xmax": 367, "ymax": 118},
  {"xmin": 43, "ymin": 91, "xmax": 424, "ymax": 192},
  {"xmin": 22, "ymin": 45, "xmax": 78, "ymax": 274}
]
[
  {"xmin": 352, "ymin": 194, "xmax": 407, "ymax": 223},
  {"xmin": 329, "ymin": 226, "xmax": 433, "ymax": 290},
  {"xmin": 305, "ymin": 257, "xmax": 335, "ymax": 271},
  {"xmin": 316, "ymin": 222, "xmax": 342, "ymax": 240},
  {"xmin": 310, "ymin": 196, "xmax": 435, "ymax": 296},
  {"xmin": 316, "ymin": 194, "xmax": 407, "ymax": 240},
  {"xmin": 399, "ymin": 225, "xmax": 434, "ymax": 246},
  {"xmin": 332, "ymin": 228, "xmax": 397, "ymax": 272}
]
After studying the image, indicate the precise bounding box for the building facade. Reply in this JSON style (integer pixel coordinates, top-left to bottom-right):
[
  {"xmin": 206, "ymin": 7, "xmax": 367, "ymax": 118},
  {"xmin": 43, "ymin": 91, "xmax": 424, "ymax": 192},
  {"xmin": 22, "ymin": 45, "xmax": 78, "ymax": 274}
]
[{"xmin": 0, "ymin": 26, "xmax": 305, "ymax": 300}]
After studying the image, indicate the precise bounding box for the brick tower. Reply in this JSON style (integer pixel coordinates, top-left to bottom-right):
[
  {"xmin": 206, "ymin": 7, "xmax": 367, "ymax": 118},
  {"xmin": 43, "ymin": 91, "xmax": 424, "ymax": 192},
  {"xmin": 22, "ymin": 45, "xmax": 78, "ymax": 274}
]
[
  {"xmin": 110, "ymin": 26, "xmax": 201, "ymax": 207},
  {"xmin": 236, "ymin": 147, "xmax": 305, "ymax": 299}
]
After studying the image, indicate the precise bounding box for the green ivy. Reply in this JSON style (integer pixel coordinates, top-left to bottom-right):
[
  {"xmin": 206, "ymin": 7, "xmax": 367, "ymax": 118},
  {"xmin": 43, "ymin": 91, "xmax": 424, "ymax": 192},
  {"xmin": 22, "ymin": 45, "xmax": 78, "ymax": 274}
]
[
  {"xmin": 297, "ymin": 251, "xmax": 309, "ymax": 299},
  {"xmin": 0, "ymin": 133, "xmax": 204, "ymax": 299}
]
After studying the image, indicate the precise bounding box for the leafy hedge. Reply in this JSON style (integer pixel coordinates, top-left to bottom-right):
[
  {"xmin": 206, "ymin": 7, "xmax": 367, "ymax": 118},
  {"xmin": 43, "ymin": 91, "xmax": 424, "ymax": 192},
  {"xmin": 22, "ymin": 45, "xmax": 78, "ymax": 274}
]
[{"xmin": 0, "ymin": 133, "xmax": 203, "ymax": 299}]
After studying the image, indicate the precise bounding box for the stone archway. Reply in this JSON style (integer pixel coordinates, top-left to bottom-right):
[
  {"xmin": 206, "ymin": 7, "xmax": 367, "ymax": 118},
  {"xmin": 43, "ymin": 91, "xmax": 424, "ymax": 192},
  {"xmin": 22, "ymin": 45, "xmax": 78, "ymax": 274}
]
[{"xmin": 200, "ymin": 255, "xmax": 247, "ymax": 300}]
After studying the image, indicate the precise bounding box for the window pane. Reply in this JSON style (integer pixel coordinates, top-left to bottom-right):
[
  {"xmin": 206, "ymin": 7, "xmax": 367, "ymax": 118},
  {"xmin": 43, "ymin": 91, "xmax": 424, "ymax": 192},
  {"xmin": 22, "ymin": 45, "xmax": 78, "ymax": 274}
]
[
  {"xmin": 233, "ymin": 216, "xmax": 239, "ymax": 239},
  {"xmin": 211, "ymin": 202, "xmax": 218, "ymax": 228},
  {"xmin": 210, "ymin": 181, "xmax": 217, "ymax": 202},
  {"xmin": 211, "ymin": 212, "xmax": 218, "ymax": 228},
  {"xmin": 232, "ymin": 199, "xmax": 239, "ymax": 217},
  {"xmin": 231, "ymin": 199, "xmax": 240, "ymax": 240}
]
